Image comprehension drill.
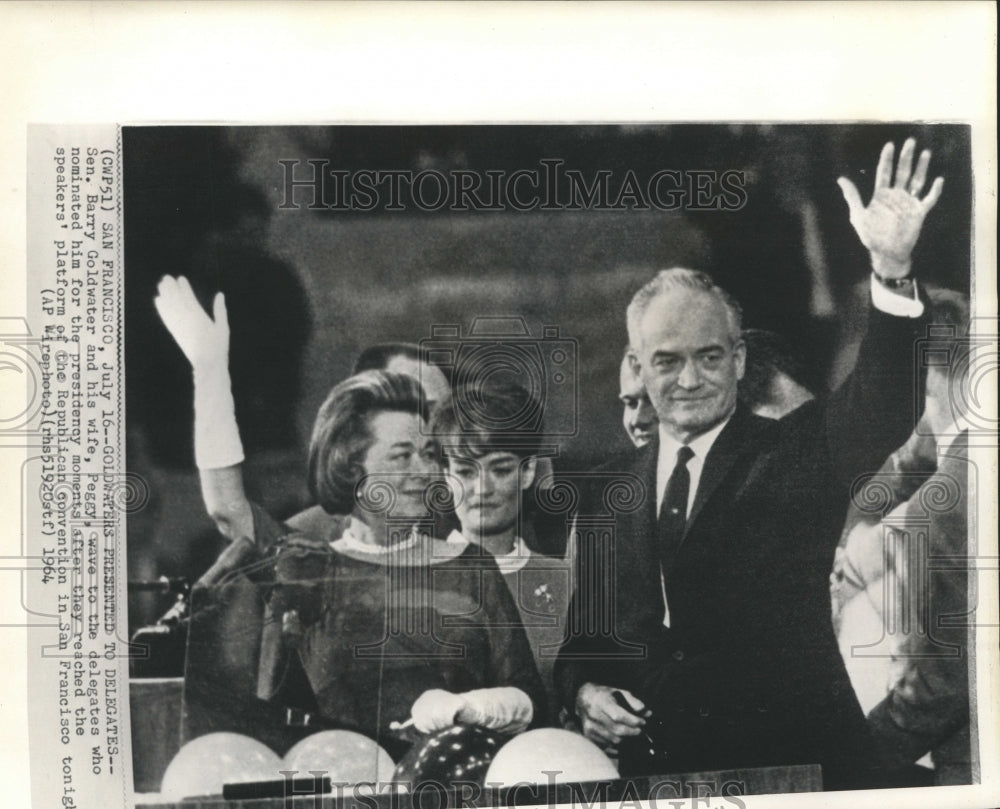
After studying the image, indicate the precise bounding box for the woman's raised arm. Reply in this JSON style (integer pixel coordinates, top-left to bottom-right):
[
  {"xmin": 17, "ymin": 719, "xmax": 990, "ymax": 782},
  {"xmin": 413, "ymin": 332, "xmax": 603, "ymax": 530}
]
[{"xmin": 154, "ymin": 275, "xmax": 254, "ymax": 542}]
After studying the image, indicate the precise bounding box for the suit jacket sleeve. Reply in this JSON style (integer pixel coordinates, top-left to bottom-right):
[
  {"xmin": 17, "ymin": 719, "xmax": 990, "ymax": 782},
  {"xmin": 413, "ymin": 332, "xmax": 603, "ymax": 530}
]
[{"xmin": 824, "ymin": 301, "xmax": 928, "ymax": 495}]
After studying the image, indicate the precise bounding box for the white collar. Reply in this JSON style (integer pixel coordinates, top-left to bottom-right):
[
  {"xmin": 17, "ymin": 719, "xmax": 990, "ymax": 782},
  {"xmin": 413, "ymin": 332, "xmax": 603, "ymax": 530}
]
[
  {"xmin": 445, "ymin": 529, "xmax": 469, "ymax": 546},
  {"xmin": 332, "ymin": 516, "xmax": 423, "ymax": 555},
  {"xmin": 446, "ymin": 530, "xmax": 531, "ymax": 575},
  {"xmin": 658, "ymin": 412, "xmax": 732, "ymax": 464}
]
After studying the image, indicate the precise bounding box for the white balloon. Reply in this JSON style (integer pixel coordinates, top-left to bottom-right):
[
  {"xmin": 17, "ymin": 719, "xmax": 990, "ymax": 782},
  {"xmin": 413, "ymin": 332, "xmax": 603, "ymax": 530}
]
[
  {"xmin": 160, "ymin": 732, "xmax": 282, "ymax": 800},
  {"xmin": 283, "ymin": 730, "xmax": 395, "ymax": 784},
  {"xmin": 485, "ymin": 729, "xmax": 619, "ymax": 785}
]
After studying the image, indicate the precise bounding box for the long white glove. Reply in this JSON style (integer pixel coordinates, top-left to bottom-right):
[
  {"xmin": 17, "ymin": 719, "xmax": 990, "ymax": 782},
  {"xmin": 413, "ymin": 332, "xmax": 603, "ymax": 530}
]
[
  {"xmin": 409, "ymin": 689, "xmax": 467, "ymax": 734},
  {"xmin": 153, "ymin": 275, "xmax": 244, "ymax": 469},
  {"xmin": 409, "ymin": 687, "xmax": 533, "ymax": 735}
]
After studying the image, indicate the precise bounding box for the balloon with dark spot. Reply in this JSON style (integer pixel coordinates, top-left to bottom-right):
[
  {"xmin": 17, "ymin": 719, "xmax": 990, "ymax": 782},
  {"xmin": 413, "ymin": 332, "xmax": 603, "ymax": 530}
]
[{"xmin": 392, "ymin": 724, "xmax": 509, "ymax": 789}]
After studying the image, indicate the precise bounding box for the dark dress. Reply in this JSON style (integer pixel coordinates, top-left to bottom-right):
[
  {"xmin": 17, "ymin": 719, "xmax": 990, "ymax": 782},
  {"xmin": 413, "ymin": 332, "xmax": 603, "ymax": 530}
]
[{"xmin": 182, "ymin": 505, "xmax": 545, "ymax": 760}]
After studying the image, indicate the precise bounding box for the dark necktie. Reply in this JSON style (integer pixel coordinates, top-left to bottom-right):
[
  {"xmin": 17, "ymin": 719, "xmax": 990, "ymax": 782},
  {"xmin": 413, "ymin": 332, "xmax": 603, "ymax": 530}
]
[{"xmin": 659, "ymin": 445, "xmax": 694, "ymax": 580}]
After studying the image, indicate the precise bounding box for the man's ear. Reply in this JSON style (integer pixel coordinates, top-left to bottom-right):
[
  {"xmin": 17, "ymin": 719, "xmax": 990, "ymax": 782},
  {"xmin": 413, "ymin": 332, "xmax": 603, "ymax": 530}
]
[
  {"xmin": 733, "ymin": 338, "xmax": 747, "ymax": 381},
  {"xmin": 520, "ymin": 457, "xmax": 537, "ymax": 491}
]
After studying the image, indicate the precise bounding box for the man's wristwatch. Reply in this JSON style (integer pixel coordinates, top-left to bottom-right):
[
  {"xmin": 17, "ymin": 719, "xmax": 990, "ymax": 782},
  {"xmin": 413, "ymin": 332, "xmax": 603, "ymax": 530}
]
[{"xmin": 872, "ymin": 269, "xmax": 915, "ymax": 290}]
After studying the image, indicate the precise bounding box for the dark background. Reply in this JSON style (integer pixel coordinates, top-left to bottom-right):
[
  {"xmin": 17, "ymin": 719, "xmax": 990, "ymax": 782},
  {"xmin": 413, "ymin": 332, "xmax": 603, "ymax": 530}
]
[{"xmin": 122, "ymin": 124, "xmax": 972, "ymax": 630}]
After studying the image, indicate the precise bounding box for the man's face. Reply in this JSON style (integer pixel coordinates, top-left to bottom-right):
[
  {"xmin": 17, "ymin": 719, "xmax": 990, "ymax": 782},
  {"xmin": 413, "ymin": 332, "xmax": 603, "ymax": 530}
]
[
  {"xmin": 618, "ymin": 356, "xmax": 658, "ymax": 448},
  {"xmin": 445, "ymin": 451, "xmax": 535, "ymax": 538},
  {"xmin": 634, "ymin": 289, "xmax": 745, "ymax": 443},
  {"xmin": 384, "ymin": 355, "xmax": 451, "ymax": 407}
]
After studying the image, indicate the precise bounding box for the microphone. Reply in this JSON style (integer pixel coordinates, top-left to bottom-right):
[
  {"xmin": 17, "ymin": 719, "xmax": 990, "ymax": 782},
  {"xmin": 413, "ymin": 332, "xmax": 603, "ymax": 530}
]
[
  {"xmin": 195, "ymin": 536, "xmax": 258, "ymax": 587},
  {"xmin": 127, "ymin": 576, "xmax": 190, "ymax": 595}
]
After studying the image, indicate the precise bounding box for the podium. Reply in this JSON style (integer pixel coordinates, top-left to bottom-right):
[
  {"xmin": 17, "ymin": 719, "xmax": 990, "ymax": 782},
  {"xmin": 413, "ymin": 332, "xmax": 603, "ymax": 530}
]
[
  {"xmin": 130, "ymin": 678, "xmax": 184, "ymax": 794},
  {"xmin": 134, "ymin": 764, "xmax": 822, "ymax": 807}
]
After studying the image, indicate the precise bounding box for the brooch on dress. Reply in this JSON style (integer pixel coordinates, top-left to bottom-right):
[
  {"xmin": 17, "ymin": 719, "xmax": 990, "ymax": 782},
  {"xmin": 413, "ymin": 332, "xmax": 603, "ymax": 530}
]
[{"xmin": 533, "ymin": 583, "xmax": 555, "ymax": 611}]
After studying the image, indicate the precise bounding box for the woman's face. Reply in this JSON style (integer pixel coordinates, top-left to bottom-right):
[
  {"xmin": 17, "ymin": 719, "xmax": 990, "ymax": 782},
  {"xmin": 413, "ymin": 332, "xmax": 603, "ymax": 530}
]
[
  {"xmin": 355, "ymin": 409, "xmax": 440, "ymax": 522},
  {"xmin": 446, "ymin": 451, "xmax": 535, "ymax": 539}
]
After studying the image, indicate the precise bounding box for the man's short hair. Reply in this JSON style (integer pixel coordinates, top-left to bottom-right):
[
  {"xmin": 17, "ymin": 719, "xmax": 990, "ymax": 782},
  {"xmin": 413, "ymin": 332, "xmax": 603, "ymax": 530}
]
[
  {"xmin": 353, "ymin": 341, "xmax": 453, "ymax": 384},
  {"xmin": 619, "ymin": 344, "xmax": 642, "ymax": 387},
  {"xmin": 626, "ymin": 267, "xmax": 743, "ymax": 348},
  {"xmin": 429, "ymin": 379, "xmax": 544, "ymax": 461},
  {"xmin": 925, "ymin": 287, "xmax": 970, "ymax": 331},
  {"xmin": 308, "ymin": 370, "xmax": 426, "ymax": 515}
]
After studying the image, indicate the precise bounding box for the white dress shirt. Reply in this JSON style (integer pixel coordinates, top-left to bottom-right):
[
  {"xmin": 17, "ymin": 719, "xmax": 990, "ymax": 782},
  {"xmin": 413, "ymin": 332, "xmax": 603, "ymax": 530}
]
[
  {"xmin": 868, "ymin": 273, "xmax": 924, "ymax": 318},
  {"xmin": 655, "ymin": 417, "xmax": 729, "ymax": 627},
  {"xmin": 655, "ymin": 416, "xmax": 731, "ymax": 517}
]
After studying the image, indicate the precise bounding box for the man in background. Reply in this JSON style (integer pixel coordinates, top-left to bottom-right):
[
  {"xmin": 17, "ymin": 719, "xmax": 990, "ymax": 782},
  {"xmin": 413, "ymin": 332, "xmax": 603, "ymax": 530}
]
[
  {"xmin": 353, "ymin": 342, "xmax": 452, "ymax": 407},
  {"xmin": 618, "ymin": 349, "xmax": 659, "ymax": 448},
  {"xmin": 833, "ymin": 288, "xmax": 973, "ymax": 786}
]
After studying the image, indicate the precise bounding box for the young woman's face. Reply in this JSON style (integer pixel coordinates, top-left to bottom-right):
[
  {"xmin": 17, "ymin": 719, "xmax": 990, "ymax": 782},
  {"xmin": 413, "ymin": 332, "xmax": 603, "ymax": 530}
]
[
  {"xmin": 446, "ymin": 451, "xmax": 535, "ymax": 538},
  {"xmin": 356, "ymin": 410, "xmax": 440, "ymax": 522}
]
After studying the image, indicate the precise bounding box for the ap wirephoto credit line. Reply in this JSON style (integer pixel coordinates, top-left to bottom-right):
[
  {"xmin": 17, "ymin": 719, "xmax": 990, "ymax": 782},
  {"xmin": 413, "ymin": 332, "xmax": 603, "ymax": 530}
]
[{"xmin": 12, "ymin": 121, "xmax": 996, "ymax": 809}]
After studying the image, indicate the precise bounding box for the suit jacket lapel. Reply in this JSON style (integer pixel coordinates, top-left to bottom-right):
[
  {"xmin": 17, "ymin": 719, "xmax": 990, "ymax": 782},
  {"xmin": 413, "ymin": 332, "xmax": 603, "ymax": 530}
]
[
  {"xmin": 683, "ymin": 406, "xmax": 770, "ymax": 539},
  {"xmin": 631, "ymin": 440, "xmax": 659, "ymax": 561}
]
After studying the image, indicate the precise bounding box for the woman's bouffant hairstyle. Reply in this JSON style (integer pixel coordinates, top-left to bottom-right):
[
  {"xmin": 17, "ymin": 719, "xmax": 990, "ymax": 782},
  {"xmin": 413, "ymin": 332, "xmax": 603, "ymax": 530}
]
[
  {"xmin": 308, "ymin": 370, "xmax": 426, "ymax": 515},
  {"xmin": 428, "ymin": 378, "xmax": 544, "ymax": 460}
]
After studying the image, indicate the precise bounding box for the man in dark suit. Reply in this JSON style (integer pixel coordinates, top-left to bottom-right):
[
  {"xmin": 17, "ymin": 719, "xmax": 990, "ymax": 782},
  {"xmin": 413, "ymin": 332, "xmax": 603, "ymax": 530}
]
[{"xmin": 556, "ymin": 139, "xmax": 945, "ymax": 790}]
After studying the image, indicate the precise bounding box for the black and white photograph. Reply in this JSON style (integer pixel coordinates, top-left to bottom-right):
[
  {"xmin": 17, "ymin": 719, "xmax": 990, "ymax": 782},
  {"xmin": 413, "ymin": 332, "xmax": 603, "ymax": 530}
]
[
  {"xmin": 1, "ymin": 5, "xmax": 996, "ymax": 809},
  {"xmin": 119, "ymin": 123, "xmax": 981, "ymax": 803}
]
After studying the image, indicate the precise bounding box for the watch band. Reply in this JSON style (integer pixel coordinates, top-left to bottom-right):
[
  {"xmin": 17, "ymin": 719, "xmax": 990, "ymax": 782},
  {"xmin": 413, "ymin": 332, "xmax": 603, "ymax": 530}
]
[{"xmin": 872, "ymin": 269, "xmax": 914, "ymax": 290}]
